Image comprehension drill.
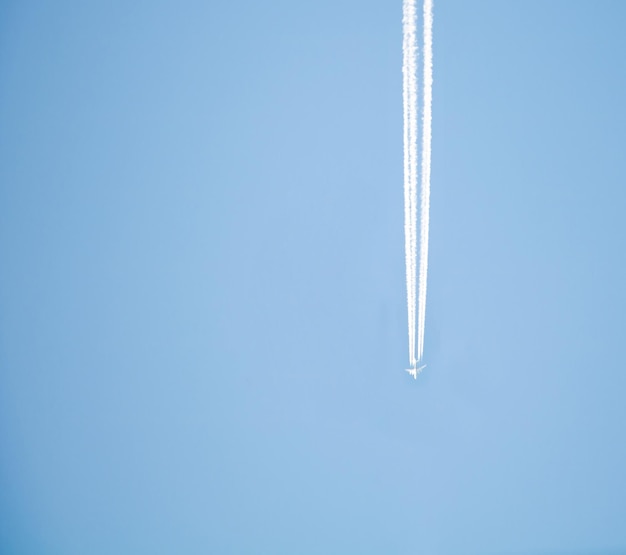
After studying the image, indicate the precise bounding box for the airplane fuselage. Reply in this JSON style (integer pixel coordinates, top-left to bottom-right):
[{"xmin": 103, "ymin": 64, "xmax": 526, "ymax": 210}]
[{"xmin": 406, "ymin": 364, "xmax": 426, "ymax": 379}]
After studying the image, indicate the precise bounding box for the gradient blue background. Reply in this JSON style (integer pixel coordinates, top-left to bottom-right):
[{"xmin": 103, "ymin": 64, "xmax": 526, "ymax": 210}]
[{"xmin": 2, "ymin": 1, "xmax": 626, "ymax": 553}]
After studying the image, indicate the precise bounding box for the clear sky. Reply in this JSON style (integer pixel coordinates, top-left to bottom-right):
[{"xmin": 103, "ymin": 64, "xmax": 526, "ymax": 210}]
[{"xmin": 1, "ymin": 1, "xmax": 626, "ymax": 554}]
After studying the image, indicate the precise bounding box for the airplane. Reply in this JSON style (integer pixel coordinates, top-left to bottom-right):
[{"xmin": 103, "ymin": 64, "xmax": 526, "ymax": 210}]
[{"xmin": 405, "ymin": 364, "xmax": 426, "ymax": 379}]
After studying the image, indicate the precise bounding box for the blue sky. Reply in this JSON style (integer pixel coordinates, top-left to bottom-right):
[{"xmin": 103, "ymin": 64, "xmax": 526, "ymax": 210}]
[{"xmin": 1, "ymin": 1, "xmax": 626, "ymax": 553}]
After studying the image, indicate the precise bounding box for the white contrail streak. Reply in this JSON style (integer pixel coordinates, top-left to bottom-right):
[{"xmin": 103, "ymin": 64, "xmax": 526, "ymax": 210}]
[
  {"xmin": 402, "ymin": 0, "xmax": 418, "ymax": 369},
  {"xmin": 417, "ymin": 0, "xmax": 433, "ymax": 363}
]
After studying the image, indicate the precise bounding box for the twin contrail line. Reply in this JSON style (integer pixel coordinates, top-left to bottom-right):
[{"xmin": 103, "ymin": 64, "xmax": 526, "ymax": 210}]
[
  {"xmin": 417, "ymin": 0, "xmax": 433, "ymax": 363},
  {"xmin": 402, "ymin": 0, "xmax": 418, "ymax": 371},
  {"xmin": 403, "ymin": 0, "xmax": 432, "ymax": 376}
]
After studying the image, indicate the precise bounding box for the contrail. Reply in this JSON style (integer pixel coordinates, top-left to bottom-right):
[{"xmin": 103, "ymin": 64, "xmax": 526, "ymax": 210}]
[
  {"xmin": 402, "ymin": 0, "xmax": 418, "ymax": 369},
  {"xmin": 417, "ymin": 0, "xmax": 433, "ymax": 363}
]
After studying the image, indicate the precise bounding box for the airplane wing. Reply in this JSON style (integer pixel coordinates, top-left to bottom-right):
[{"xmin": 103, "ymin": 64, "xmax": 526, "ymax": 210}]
[{"xmin": 406, "ymin": 364, "xmax": 426, "ymax": 379}]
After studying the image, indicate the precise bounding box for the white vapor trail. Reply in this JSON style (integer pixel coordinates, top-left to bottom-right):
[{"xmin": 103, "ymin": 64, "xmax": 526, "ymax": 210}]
[
  {"xmin": 417, "ymin": 0, "xmax": 433, "ymax": 363},
  {"xmin": 402, "ymin": 0, "xmax": 418, "ymax": 369}
]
